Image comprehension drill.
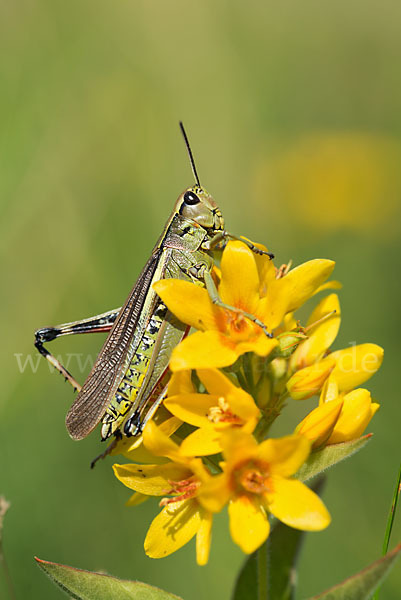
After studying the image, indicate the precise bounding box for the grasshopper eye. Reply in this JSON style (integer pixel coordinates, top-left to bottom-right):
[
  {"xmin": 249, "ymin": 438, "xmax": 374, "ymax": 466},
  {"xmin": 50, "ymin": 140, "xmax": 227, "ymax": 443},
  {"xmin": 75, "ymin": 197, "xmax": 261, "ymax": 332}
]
[{"xmin": 184, "ymin": 191, "xmax": 200, "ymax": 205}]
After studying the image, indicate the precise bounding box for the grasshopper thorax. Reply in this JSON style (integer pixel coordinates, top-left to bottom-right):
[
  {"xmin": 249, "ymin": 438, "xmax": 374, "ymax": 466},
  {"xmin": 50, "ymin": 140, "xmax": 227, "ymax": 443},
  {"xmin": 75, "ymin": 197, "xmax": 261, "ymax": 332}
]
[{"xmin": 176, "ymin": 185, "xmax": 224, "ymax": 234}]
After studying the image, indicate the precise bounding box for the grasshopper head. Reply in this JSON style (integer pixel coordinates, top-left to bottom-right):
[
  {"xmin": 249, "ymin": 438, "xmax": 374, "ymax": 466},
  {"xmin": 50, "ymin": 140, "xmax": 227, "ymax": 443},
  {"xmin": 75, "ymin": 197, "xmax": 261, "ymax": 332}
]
[{"xmin": 177, "ymin": 185, "xmax": 225, "ymax": 233}]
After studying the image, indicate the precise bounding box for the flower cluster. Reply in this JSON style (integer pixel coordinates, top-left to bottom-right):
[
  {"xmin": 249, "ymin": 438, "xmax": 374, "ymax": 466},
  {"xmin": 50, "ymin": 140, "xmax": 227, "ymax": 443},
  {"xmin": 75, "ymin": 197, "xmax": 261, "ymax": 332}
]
[{"xmin": 112, "ymin": 241, "xmax": 383, "ymax": 564}]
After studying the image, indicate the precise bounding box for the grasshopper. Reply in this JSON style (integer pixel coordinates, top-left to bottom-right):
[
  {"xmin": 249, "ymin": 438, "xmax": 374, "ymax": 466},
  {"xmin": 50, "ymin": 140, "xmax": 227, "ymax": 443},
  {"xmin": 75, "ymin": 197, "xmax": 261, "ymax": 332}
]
[{"xmin": 35, "ymin": 123, "xmax": 273, "ymax": 453}]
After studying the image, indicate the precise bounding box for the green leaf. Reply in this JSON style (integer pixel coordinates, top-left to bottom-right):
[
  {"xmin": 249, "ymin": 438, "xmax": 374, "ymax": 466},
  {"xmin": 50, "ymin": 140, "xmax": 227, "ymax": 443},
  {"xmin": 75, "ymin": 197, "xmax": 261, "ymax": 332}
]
[
  {"xmin": 231, "ymin": 551, "xmax": 257, "ymax": 600},
  {"xmin": 308, "ymin": 543, "xmax": 401, "ymax": 599},
  {"xmin": 268, "ymin": 521, "xmax": 305, "ymax": 600},
  {"xmin": 35, "ymin": 558, "xmax": 183, "ymax": 600},
  {"xmin": 296, "ymin": 435, "xmax": 372, "ymax": 483}
]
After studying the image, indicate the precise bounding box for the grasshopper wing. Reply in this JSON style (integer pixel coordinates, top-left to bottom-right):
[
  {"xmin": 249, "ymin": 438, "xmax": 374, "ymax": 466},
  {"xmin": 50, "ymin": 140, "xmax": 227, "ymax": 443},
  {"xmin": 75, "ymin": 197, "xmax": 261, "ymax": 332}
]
[{"xmin": 65, "ymin": 250, "xmax": 162, "ymax": 440}]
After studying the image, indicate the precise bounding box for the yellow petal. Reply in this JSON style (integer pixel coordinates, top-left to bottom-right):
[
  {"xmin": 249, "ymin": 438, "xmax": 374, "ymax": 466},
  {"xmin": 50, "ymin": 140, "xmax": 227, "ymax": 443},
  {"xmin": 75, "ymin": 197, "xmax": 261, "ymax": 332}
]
[
  {"xmin": 282, "ymin": 259, "xmax": 336, "ymax": 313},
  {"xmin": 126, "ymin": 492, "xmax": 149, "ymax": 507},
  {"xmin": 198, "ymin": 369, "xmax": 260, "ymax": 423},
  {"xmin": 180, "ymin": 427, "xmax": 222, "ymax": 457},
  {"xmin": 236, "ymin": 334, "xmax": 278, "ymax": 358},
  {"xmin": 312, "ymin": 280, "xmax": 342, "ymax": 295},
  {"xmin": 229, "ymin": 495, "xmax": 270, "ymax": 553},
  {"xmin": 153, "ymin": 279, "xmax": 220, "ymax": 331},
  {"xmin": 328, "ymin": 388, "xmax": 380, "ymax": 444},
  {"xmin": 143, "ymin": 421, "xmax": 181, "ymax": 462},
  {"xmin": 252, "ymin": 243, "xmax": 276, "ymax": 296},
  {"xmin": 197, "ymin": 368, "xmax": 238, "ymax": 396},
  {"xmin": 220, "ymin": 429, "xmax": 258, "ymax": 468},
  {"xmin": 113, "ymin": 462, "xmax": 192, "ymax": 495},
  {"xmin": 158, "ymin": 416, "xmax": 182, "ymax": 438},
  {"xmin": 330, "ymin": 344, "xmax": 384, "ymax": 392},
  {"xmin": 164, "ymin": 393, "xmax": 219, "ymax": 428},
  {"xmin": 267, "ymin": 476, "xmax": 331, "ymax": 530},
  {"xmin": 263, "ymin": 259, "xmax": 335, "ymax": 329},
  {"xmin": 168, "ymin": 370, "xmax": 195, "ymax": 395},
  {"xmin": 198, "ymin": 473, "xmax": 231, "ymax": 513},
  {"xmin": 218, "ymin": 241, "xmax": 260, "ymax": 315},
  {"xmin": 226, "ymin": 388, "xmax": 261, "ymax": 425},
  {"xmin": 286, "ymin": 359, "xmax": 336, "ymax": 400},
  {"xmin": 144, "ymin": 499, "xmax": 201, "ymax": 558},
  {"xmin": 196, "ymin": 510, "xmax": 213, "ymax": 566},
  {"xmin": 290, "ymin": 294, "xmax": 341, "ymax": 371},
  {"xmin": 319, "ymin": 378, "xmax": 339, "ymax": 405},
  {"xmin": 282, "ymin": 312, "xmax": 298, "ymax": 331},
  {"xmin": 120, "ymin": 442, "xmax": 169, "ymax": 465},
  {"xmin": 257, "ymin": 435, "xmax": 311, "ymax": 477},
  {"xmin": 295, "ymin": 398, "xmax": 344, "ymax": 448},
  {"xmin": 170, "ymin": 331, "xmax": 239, "ymax": 371}
]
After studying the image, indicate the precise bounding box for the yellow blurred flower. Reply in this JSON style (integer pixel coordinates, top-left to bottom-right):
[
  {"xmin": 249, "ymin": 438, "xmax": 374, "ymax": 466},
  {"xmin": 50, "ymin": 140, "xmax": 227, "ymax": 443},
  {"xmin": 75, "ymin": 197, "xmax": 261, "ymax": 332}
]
[
  {"xmin": 153, "ymin": 241, "xmax": 334, "ymax": 371},
  {"xmin": 113, "ymin": 422, "xmax": 213, "ymax": 565},
  {"xmin": 164, "ymin": 368, "xmax": 260, "ymax": 456},
  {"xmin": 198, "ymin": 430, "xmax": 330, "ymax": 554},
  {"xmin": 254, "ymin": 132, "xmax": 401, "ymax": 237}
]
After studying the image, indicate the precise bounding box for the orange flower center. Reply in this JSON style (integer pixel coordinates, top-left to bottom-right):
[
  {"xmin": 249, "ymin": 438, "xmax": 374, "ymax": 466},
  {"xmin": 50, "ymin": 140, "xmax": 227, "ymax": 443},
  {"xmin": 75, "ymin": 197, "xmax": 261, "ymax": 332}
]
[
  {"xmin": 207, "ymin": 397, "xmax": 243, "ymax": 425},
  {"xmin": 234, "ymin": 461, "xmax": 273, "ymax": 496},
  {"xmin": 160, "ymin": 476, "xmax": 200, "ymax": 506},
  {"xmin": 221, "ymin": 310, "xmax": 261, "ymax": 343}
]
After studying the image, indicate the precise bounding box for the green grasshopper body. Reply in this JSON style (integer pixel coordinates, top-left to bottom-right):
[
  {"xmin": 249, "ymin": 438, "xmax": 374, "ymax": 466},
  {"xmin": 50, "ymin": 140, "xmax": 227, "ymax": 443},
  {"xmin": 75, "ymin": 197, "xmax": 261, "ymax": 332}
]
[{"xmin": 34, "ymin": 124, "xmax": 272, "ymax": 448}]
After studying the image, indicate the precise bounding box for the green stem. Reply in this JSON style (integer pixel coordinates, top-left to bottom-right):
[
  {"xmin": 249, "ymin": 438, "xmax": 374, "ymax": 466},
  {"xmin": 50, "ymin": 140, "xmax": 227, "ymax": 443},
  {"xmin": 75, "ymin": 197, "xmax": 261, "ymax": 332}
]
[
  {"xmin": 374, "ymin": 461, "xmax": 401, "ymax": 600},
  {"xmin": 236, "ymin": 368, "xmax": 249, "ymax": 395},
  {"xmin": 255, "ymin": 392, "xmax": 289, "ymax": 442},
  {"xmin": 257, "ymin": 539, "xmax": 269, "ymax": 600},
  {"xmin": 382, "ymin": 461, "xmax": 401, "ymax": 555},
  {"xmin": 202, "ymin": 454, "xmax": 222, "ymax": 474},
  {"xmin": 243, "ymin": 353, "xmax": 255, "ymax": 396}
]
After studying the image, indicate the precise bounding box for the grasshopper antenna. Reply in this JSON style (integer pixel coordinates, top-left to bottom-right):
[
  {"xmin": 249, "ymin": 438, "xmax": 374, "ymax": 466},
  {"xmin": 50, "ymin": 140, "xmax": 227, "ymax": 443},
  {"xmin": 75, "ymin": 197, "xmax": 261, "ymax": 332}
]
[{"xmin": 179, "ymin": 121, "xmax": 201, "ymax": 187}]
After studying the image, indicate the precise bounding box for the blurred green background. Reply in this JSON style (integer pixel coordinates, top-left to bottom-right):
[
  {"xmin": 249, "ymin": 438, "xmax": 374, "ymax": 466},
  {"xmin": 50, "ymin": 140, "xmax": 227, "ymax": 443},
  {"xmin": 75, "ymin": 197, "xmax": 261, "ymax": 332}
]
[{"xmin": 1, "ymin": 1, "xmax": 401, "ymax": 598}]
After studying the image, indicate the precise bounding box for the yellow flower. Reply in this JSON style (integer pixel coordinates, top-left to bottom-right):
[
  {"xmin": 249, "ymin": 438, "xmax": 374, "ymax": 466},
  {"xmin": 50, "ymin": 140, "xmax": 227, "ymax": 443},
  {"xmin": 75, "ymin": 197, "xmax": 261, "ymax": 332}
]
[
  {"xmin": 295, "ymin": 398, "xmax": 344, "ymax": 448},
  {"xmin": 327, "ymin": 389, "xmax": 379, "ymax": 443},
  {"xmin": 289, "ymin": 293, "xmax": 341, "ymax": 372},
  {"xmin": 319, "ymin": 380, "xmax": 380, "ymax": 444},
  {"xmin": 328, "ymin": 344, "xmax": 384, "ymax": 392},
  {"xmin": 111, "ymin": 404, "xmax": 182, "ymax": 464},
  {"xmin": 164, "ymin": 368, "xmax": 260, "ymax": 456},
  {"xmin": 198, "ymin": 430, "xmax": 330, "ymax": 554},
  {"xmin": 254, "ymin": 132, "xmax": 401, "ymax": 238},
  {"xmin": 286, "ymin": 359, "xmax": 336, "ymax": 400},
  {"xmin": 113, "ymin": 422, "xmax": 213, "ymax": 565},
  {"xmin": 153, "ymin": 241, "xmax": 334, "ymax": 371}
]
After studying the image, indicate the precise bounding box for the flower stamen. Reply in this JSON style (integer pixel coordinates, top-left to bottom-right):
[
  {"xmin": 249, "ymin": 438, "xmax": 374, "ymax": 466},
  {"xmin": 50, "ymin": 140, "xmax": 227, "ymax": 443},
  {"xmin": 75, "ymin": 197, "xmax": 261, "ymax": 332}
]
[
  {"xmin": 159, "ymin": 477, "xmax": 201, "ymax": 506},
  {"xmin": 207, "ymin": 397, "xmax": 243, "ymax": 425}
]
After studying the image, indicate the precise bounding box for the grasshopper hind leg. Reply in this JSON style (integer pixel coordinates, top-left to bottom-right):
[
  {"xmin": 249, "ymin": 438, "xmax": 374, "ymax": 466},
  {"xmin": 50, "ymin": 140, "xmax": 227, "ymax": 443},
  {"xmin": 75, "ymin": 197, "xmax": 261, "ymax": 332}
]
[{"xmin": 34, "ymin": 308, "xmax": 121, "ymax": 392}]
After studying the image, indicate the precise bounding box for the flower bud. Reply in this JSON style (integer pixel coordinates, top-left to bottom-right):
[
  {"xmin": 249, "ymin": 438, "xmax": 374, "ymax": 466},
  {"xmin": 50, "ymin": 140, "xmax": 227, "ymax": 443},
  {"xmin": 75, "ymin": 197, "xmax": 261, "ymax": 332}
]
[
  {"xmin": 270, "ymin": 357, "xmax": 288, "ymax": 381},
  {"xmin": 327, "ymin": 388, "xmax": 380, "ymax": 444},
  {"xmin": 295, "ymin": 398, "xmax": 343, "ymax": 448},
  {"xmin": 286, "ymin": 359, "xmax": 335, "ymax": 400},
  {"xmin": 276, "ymin": 332, "xmax": 307, "ymax": 358}
]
